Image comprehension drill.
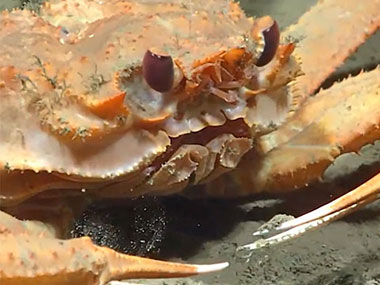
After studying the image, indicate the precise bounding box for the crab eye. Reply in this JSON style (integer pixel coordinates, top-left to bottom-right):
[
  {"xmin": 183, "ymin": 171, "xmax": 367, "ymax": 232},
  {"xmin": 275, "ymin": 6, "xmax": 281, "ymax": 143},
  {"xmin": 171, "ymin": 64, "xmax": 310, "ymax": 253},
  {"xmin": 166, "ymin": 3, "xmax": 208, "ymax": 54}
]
[
  {"xmin": 143, "ymin": 49, "xmax": 174, "ymax": 92},
  {"xmin": 252, "ymin": 16, "xmax": 280, "ymax": 67}
]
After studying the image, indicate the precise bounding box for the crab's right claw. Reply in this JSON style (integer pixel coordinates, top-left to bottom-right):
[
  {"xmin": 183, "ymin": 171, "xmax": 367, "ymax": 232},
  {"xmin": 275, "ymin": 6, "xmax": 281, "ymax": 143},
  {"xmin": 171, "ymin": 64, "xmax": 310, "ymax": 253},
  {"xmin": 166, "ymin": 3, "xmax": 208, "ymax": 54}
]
[{"xmin": 238, "ymin": 172, "xmax": 380, "ymax": 251}]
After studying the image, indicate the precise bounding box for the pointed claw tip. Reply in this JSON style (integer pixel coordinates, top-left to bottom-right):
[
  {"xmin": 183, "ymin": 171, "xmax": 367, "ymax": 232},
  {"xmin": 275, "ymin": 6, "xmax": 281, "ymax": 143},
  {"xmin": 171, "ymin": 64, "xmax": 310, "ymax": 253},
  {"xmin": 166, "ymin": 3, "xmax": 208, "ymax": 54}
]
[
  {"xmin": 195, "ymin": 262, "xmax": 229, "ymax": 273},
  {"xmin": 252, "ymin": 228, "xmax": 269, "ymax": 236}
]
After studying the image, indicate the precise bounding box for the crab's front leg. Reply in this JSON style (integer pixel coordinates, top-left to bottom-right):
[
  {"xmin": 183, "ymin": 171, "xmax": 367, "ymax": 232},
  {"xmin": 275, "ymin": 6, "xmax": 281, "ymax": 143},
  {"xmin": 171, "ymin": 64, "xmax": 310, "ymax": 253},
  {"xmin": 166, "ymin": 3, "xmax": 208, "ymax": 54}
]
[
  {"xmin": 251, "ymin": 67, "xmax": 380, "ymax": 192},
  {"xmin": 0, "ymin": 210, "xmax": 228, "ymax": 285},
  {"xmin": 238, "ymin": 172, "xmax": 380, "ymax": 251}
]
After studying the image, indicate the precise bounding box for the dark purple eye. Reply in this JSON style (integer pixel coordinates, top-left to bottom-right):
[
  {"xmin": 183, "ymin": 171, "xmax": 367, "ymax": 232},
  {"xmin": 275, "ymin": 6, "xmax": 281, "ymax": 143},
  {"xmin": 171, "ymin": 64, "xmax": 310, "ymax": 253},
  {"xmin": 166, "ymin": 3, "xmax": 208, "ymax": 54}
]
[
  {"xmin": 253, "ymin": 17, "xmax": 280, "ymax": 67},
  {"xmin": 142, "ymin": 49, "xmax": 174, "ymax": 92}
]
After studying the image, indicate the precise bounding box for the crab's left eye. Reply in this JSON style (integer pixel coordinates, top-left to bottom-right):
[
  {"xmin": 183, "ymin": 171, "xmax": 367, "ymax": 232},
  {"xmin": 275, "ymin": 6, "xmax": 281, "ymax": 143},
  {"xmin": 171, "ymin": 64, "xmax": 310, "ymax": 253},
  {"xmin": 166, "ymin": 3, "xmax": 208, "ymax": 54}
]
[
  {"xmin": 252, "ymin": 16, "xmax": 280, "ymax": 67},
  {"xmin": 143, "ymin": 49, "xmax": 174, "ymax": 92}
]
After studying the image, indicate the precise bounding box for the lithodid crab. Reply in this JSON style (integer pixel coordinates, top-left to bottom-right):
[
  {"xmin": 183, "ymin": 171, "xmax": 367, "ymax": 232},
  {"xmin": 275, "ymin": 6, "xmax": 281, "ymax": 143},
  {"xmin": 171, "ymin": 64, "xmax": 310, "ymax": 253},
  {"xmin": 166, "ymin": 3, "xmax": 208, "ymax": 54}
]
[{"xmin": 0, "ymin": 0, "xmax": 379, "ymax": 284}]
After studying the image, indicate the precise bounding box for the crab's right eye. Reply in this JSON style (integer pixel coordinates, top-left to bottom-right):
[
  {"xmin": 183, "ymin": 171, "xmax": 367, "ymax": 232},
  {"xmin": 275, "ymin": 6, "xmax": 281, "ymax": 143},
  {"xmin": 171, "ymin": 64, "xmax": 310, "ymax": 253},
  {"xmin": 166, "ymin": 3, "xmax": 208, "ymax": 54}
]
[
  {"xmin": 143, "ymin": 49, "xmax": 174, "ymax": 92},
  {"xmin": 252, "ymin": 16, "xmax": 280, "ymax": 67}
]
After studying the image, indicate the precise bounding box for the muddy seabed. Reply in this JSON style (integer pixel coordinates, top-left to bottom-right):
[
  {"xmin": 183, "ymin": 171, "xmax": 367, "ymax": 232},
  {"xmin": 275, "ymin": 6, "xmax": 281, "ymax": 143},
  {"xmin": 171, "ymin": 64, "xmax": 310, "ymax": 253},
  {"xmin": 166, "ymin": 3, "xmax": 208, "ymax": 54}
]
[{"xmin": 3, "ymin": 0, "xmax": 380, "ymax": 284}]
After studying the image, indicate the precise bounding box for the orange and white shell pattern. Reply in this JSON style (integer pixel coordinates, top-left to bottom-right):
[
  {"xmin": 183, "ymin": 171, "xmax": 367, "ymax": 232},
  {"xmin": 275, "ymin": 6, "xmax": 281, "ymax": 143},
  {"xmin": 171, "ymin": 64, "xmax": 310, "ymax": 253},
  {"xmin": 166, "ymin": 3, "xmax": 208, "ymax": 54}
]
[{"xmin": 0, "ymin": 0, "xmax": 299, "ymax": 205}]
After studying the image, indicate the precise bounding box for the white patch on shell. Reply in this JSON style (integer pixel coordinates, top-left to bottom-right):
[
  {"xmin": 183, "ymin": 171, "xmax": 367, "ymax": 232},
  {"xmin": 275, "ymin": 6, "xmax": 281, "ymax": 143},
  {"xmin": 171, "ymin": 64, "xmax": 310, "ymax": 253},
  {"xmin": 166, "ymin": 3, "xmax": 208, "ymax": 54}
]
[
  {"xmin": 245, "ymin": 87, "xmax": 290, "ymax": 131},
  {"xmin": 122, "ymin": 73, "xmax": 177, "ymax": 121}
]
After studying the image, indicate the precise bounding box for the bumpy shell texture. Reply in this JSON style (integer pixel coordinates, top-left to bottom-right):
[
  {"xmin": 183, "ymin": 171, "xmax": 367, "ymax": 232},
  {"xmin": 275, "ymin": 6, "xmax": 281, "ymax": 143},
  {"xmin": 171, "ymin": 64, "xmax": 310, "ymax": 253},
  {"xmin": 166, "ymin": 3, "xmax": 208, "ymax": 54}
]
[{"xmin": 0, "ymin": 0, "xmax": 298, "ymax": 204}]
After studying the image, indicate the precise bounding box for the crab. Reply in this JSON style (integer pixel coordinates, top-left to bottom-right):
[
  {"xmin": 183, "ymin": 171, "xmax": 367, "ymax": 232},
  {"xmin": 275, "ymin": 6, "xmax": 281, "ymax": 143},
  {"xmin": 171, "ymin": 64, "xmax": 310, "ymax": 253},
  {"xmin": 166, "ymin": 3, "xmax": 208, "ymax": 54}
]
[{"xmin": 0, "ymin": 0, "xmax": 379, "ymax": 284}]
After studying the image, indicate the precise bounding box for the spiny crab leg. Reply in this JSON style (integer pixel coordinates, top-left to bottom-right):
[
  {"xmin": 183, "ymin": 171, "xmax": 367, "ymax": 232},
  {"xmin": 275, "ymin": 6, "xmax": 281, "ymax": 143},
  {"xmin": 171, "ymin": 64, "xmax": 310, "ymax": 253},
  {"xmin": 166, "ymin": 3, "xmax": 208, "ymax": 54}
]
[
  {"xmin": 249, "ymin": 66, "xmax": 380, "ymax": 193},
  {"xmin": 238, "ymin": 173, "xmax": 380, "ymax": 251},
  {"xmin": 0, "ymin": 211, "xmax": 228, "ymax": 285},
  {"xmin": 284, "ymin": 0, "xmax": 380, "ymax": 104}
]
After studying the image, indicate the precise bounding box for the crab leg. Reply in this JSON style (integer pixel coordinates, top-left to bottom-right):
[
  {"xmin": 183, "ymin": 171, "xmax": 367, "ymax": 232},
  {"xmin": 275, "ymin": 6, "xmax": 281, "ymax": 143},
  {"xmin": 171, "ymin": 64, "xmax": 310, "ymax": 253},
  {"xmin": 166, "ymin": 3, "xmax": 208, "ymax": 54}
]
[
  {"xmin": 242, "ymin": 66, "xmax": 380, "ymax": 193},
  {"xmin": 0, "ymin": 210, "xmax": 228, "ymax": 285},
  {"xmin": 260, "ymin": 0, "xmax": 380, "ymax": 153},
  {"xmin": 284, "ymin": 0, "xmax": 380, "ymax": 104},
  {"xmin": 238, "ymin": 173, "xmax": 380, "ymax": 251},
  {"xmin": 1, "ymin": 236, "xmax": 228, "ymax": 285},
  {"xmin": 265, "ymin": 173, "xmax": 380, "ymax": 234}
]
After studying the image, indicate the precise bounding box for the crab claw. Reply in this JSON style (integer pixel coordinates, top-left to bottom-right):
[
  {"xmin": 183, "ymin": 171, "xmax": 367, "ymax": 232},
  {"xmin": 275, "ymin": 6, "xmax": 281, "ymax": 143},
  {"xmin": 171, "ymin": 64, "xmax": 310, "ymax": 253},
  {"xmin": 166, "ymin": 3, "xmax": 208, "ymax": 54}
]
[
  {"xmin": 0, "ymin": 211, "xmax": 229, "ymax": 285},
  {"xmin": 237, "ymin": 173, "xmax": 380, "ymax": 252}
]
